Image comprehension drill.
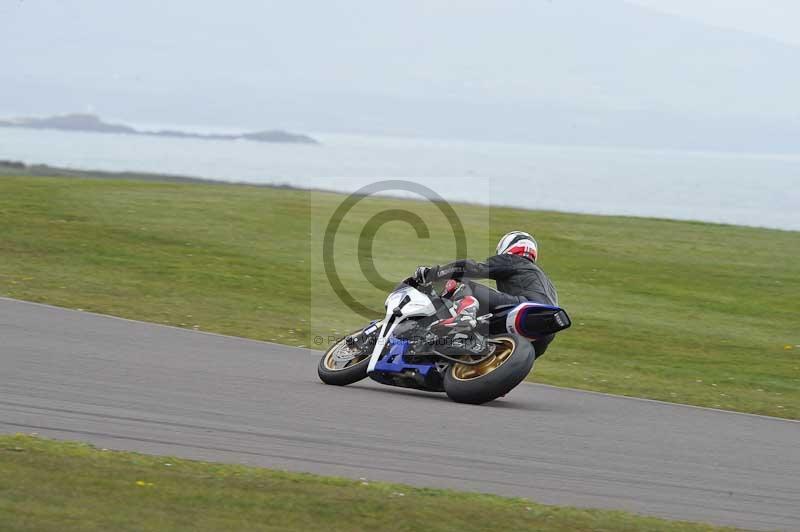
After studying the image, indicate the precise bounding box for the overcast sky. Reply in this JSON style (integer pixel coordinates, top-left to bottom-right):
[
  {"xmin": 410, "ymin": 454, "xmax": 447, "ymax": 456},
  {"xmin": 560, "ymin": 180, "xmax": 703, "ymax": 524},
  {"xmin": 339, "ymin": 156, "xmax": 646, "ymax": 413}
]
[
  {"xmin": 1, "ymin": 1, "xmax": 799, "ymax": 151},
  {"xmin": 626, "ymin": 0, "xmax": 800, "ymax": 45}
]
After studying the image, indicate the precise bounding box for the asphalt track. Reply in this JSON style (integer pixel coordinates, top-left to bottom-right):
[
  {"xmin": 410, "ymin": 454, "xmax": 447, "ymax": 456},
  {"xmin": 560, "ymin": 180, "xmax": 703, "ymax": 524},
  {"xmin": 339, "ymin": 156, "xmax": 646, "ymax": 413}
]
[{"xmin": 1, "ymin": 298, "xmax": 798, "ymax": 531}]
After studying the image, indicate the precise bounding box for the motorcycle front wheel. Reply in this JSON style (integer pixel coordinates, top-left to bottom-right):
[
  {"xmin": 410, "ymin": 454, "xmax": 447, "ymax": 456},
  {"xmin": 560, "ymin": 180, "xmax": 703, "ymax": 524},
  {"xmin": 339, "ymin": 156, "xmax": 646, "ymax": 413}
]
[
  {"xmin": 443, "ymin": 334, "xmax": 535, "ymax": 404},
  {"xmin": 317, "ymin": 331, "xmax": 373, "ymax": 386}
]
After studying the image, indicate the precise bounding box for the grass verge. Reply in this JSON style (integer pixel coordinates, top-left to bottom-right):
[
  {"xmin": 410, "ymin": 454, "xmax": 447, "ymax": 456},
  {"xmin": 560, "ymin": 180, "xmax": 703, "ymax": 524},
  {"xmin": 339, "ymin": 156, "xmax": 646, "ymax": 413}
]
[
  {"xmin": 0, "ymin": 175, "xmax": 798, "ymax": 418},
  {"xmin": 0, "ymin": 434, "xmax": 739, "ymax": 532}
]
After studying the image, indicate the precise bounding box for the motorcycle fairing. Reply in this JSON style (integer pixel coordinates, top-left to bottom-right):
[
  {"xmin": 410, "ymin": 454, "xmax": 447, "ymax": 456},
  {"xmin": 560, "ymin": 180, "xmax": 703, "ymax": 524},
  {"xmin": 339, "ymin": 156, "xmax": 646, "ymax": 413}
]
[
  {"xmin": 369, "ymin": 337, "xmax": 444, "ymax": 391},
  {"xmin": 367, "ymin": 285, "xmax": 436, "ymax": 373}
]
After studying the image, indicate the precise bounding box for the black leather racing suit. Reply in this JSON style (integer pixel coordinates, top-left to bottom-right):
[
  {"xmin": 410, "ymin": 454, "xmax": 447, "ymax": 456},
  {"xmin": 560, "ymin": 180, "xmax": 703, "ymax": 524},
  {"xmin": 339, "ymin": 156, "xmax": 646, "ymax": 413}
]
[{"xmin": 427, "ymin": 254, "xmax": 559, "ymax": 356}]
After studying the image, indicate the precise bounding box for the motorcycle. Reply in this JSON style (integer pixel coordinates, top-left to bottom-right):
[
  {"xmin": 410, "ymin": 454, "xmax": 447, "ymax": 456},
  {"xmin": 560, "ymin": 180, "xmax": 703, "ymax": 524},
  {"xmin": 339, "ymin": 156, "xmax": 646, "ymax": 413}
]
[{"xmin": 318, "ymin": 275, "xmax": 571, "ymax": 404}]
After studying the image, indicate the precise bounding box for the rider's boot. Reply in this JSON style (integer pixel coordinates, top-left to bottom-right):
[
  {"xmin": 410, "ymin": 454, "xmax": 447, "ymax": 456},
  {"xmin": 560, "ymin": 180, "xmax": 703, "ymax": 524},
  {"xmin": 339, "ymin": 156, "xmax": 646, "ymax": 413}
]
[
  {"xmin": 432, "ymin": 295, "xmax": 479, "ymax": 336},
  {"xmin": 441, "ymin": 279, "xmax": 462, "ymax": 299}
]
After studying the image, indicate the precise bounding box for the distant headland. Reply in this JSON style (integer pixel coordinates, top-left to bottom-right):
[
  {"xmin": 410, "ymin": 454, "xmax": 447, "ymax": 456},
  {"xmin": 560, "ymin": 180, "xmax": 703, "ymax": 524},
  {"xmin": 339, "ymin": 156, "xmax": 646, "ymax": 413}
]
[{"xmin": 0, "ymin": 113, "xmax": 319, "ymax": 145}]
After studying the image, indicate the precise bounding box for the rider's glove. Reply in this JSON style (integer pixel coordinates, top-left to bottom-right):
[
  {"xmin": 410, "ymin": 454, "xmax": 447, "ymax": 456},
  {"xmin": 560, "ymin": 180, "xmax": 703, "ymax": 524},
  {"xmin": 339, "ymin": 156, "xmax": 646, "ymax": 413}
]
[{"xmin": 414, "ymin": 266, "xmax": 431, "ymax": 284}]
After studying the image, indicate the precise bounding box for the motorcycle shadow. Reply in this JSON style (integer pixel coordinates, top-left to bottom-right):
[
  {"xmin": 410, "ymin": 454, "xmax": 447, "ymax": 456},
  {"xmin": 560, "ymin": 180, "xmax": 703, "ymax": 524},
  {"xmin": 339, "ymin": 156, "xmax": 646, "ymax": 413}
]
[{"xmin": 347, "ymin": 382, "xmax": 549, "ymax": 412}]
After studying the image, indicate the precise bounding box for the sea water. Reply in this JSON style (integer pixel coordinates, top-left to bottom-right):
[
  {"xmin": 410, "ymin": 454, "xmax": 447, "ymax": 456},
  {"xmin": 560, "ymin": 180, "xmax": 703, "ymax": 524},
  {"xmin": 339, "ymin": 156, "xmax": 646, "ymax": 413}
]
[{"xmin": 1, "ymin": 127, "xmax": 797, "ymax": 231}]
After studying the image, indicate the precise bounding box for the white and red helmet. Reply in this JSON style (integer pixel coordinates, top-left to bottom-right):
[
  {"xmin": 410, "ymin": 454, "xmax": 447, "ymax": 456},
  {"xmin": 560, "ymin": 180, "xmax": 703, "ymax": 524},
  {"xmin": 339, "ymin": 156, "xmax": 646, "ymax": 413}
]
[{"xmin": 496, "ymin": 230, "xmax": 538, "ymax": 262}]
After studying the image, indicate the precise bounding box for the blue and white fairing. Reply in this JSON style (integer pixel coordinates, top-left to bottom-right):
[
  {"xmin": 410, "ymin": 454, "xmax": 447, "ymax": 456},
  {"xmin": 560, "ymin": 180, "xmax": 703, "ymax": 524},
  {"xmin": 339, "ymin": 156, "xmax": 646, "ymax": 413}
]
[{"xmin": 366, "ymin": 285, "xmax": 437, "ymax": 373}]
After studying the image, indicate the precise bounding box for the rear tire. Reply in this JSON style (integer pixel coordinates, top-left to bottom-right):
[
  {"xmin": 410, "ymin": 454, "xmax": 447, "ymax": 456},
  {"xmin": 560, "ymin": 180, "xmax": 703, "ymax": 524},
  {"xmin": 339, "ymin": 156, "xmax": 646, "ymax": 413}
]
[
  {"xmin": 443, "ymin": 334, "xmax": 534, "ymax": 404},
  {"xmin": 317, "ymin": 332, "xmax": 372, "ymax": 386}
]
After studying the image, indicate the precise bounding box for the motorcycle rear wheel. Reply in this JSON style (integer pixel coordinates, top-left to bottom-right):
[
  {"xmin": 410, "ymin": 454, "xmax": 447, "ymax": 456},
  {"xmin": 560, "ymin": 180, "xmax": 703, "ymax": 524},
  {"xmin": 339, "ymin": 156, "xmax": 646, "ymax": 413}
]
[
  {"xmin": 317, "ymin": 331, "xmax": 372, "ymax": 386},
  {"xmin": 443, "ymin": 334, "xmax": 534, "ymax": 404}
]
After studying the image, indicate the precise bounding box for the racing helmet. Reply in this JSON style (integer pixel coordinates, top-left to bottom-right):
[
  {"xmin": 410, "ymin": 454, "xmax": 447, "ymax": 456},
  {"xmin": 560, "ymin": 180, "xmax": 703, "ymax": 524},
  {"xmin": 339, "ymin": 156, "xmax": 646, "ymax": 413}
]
[{"xmin": 496, "ymin": 230, "xmax": 538, "ymax": 262}]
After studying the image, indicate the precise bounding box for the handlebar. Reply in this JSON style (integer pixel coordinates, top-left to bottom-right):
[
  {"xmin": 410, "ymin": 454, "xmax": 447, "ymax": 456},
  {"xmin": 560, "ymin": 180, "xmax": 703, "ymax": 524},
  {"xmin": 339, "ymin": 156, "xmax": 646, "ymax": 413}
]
[
  {"xmin": 402, "ymin": 275, "xmax": 433, "ymax": 293},
  {"xmin": 402, "ymin": 275, "xmax": 453, "ymax": 319}
]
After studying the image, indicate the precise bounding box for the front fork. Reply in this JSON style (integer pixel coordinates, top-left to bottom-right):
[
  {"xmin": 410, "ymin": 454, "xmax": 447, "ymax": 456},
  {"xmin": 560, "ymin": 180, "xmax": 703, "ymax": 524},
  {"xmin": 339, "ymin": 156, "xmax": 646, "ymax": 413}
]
[{"xmin": 346, "ymin": 320, "xmax": 380, "ymax": 349}]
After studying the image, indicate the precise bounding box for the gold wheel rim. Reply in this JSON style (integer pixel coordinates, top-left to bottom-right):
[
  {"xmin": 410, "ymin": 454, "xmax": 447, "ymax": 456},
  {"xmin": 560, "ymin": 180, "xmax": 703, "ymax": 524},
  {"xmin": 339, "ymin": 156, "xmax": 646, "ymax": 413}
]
[
  {"xmin": 450, "ymin": 337, "xmax": 516, "ymax": 381},
  {"xmin": 324, "ymin": 338, "xmax": 367, "ymax": 371}
]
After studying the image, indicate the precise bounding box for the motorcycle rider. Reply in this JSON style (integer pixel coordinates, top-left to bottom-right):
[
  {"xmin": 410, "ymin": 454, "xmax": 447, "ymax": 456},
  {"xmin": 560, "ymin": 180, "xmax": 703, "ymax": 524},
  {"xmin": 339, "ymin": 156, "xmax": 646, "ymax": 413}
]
[{"xmin": 414, "ymin": 230, "xmax": 559, "ymax": 356}]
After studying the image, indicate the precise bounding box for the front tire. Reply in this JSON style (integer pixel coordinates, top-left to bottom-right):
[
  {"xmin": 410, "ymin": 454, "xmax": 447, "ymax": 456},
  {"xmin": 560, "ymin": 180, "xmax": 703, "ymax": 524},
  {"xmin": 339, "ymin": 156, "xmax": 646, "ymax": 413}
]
[
  {"xmin": 317, "ymin": 332, "xmax": 372, "ymax": 386},
  {"xmin": 443, "ymin": 334, "xmax": 535, "ymax": 404}
]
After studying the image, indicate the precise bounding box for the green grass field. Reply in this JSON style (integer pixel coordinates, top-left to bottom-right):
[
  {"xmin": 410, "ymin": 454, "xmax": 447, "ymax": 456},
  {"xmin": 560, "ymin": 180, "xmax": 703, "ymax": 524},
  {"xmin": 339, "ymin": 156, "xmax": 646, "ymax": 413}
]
[
  {"xmin": 1, "ymin": 176, "xmax": 798, "ymax": 418},
  {"xmin": 0, "ymin": 434, "xmax": 739, "ymax": 532}
]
